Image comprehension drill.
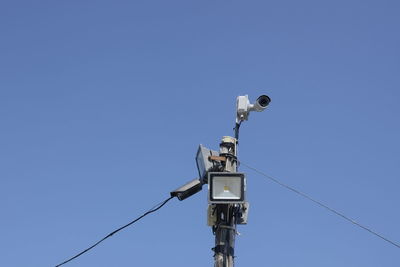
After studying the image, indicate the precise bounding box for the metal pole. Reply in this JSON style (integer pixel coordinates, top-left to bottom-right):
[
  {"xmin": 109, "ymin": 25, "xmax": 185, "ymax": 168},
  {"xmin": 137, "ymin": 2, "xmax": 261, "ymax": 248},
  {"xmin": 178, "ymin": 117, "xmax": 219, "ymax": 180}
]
[{"xmin": 213, "ymin": 136, "xmax": 238, "ymax": 267}]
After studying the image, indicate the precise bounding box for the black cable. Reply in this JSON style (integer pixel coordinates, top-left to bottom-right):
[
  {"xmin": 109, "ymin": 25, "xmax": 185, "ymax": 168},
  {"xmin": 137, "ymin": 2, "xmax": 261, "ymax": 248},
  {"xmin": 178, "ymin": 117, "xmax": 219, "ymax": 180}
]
[
  {"xmin": 233, "ymin": 121, "xmax": 242, "ymax": 141},
  {"xmin": 55, "ymin": 196, "xmax": 174, "ymax": 267},
  {"xmin": 241, "ymin": 161, "xmax": 400, "ymax": 250}
]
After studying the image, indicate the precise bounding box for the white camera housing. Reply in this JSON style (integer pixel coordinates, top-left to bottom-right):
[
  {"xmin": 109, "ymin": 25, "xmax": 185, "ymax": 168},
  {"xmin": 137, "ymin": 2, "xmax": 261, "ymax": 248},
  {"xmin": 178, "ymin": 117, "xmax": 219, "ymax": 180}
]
[{"xmin": 236, "ymin": 95, "xmax": 271, "ymax": 123}]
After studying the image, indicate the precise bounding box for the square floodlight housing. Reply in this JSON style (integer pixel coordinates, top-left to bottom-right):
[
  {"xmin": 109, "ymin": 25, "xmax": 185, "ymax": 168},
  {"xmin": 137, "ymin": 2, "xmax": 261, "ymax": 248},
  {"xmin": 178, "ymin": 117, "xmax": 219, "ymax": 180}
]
[
  {"xmin": 196, "ymin": 145, "xmax": 219, "ymax": 183},
  {"xmin": 208, "ymin": 172, "xmax": 245, "ymax": 203}
]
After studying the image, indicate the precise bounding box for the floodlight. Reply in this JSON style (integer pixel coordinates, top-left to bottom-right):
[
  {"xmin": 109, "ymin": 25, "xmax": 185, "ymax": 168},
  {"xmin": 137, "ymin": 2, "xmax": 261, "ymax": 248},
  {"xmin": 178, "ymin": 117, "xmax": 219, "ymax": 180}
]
[
  {"xmin": 208, "ymin": 172, "xmax": 245, "ymax": 203},
  {"xmin": 196, "ymin": 145, "xmax": 219, "ymax": 182}
]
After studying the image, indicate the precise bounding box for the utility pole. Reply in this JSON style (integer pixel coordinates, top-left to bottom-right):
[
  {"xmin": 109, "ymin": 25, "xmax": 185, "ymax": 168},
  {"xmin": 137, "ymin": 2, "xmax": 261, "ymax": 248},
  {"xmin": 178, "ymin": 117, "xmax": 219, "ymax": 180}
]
[
  {"xmin": 212, "ymin": 136, "xmax": 239, "ymax": 267},
  {"xmin": 171, "ymin": 94, "xmax": 271, "ymax": 267},
  {"xmin": 209, "ymin": 95, "xmax": 271, "ymax": 267}
]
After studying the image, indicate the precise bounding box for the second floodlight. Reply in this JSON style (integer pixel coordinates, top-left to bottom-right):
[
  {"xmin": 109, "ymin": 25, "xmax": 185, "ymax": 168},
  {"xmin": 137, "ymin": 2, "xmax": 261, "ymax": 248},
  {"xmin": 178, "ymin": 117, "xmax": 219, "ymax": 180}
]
[
  {"xmin": 170, "ymin": 178, "xmax": 203, "ymax": 201},
  {"xmin": 196, "ymin": 144, "xmax": 219, "ymax": 183}
]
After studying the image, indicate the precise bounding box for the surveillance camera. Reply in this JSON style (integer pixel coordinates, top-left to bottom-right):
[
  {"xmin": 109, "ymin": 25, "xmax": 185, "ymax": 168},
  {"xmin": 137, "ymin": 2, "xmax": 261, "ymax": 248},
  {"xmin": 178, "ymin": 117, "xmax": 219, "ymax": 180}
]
[
  {"xmin": 236, "ymin": 94, "xmax": 271, "ymax": 123},
  {"xmin": 252, "ymin": 95, "xmax": 271, "ymax": 112}
]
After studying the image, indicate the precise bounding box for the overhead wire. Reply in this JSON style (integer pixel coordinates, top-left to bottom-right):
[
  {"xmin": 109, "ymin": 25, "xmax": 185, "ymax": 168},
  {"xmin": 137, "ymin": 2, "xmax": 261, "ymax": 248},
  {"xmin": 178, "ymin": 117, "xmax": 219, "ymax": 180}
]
[
  {"xmin": 240, "ymin": 161, "xmax": 400, "ymax": 250},
  {"xmin": 55, "ymin": 196, "xmax": 174, "ymax": 267}
]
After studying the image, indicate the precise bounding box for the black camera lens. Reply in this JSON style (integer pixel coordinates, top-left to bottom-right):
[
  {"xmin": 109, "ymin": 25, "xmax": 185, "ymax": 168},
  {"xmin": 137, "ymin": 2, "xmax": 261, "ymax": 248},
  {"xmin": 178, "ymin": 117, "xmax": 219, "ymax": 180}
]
[{"xmin": 257, "ymin": 95, "xmax": 271, "ymax": 107}]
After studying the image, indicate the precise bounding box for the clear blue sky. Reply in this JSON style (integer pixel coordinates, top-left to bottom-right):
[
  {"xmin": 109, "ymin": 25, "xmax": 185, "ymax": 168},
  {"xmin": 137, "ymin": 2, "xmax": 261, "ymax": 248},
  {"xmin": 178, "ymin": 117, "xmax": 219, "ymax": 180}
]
[{"xmin": 1, "ymin": 1, "xmax": 399, "ymax": 266}]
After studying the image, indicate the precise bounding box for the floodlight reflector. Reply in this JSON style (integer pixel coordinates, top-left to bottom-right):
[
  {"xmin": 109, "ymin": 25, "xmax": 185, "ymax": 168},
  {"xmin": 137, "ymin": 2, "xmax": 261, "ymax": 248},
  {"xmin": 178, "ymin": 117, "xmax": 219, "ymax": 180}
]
[{"xmin": 208, "ymin": 172, "xmax": 245, "ymax": 203}]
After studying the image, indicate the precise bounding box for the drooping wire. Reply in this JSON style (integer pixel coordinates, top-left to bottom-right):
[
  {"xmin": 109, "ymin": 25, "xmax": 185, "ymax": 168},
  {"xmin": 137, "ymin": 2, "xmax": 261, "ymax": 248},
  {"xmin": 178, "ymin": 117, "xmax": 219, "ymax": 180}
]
[
  {"xmin": 55, "ymin": 196, "xmax": 174, "ymax": 267},
  {"xmin": 240, "ymin": 161, "xmax": 400, "ymax": 250}
]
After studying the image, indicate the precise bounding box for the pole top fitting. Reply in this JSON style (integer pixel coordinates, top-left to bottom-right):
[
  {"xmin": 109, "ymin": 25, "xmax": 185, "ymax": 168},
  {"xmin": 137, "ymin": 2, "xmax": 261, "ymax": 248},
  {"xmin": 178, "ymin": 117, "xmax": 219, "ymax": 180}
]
[{"xmin": 221, "ymin": 136, "xmax": 236, "ymax": 145}]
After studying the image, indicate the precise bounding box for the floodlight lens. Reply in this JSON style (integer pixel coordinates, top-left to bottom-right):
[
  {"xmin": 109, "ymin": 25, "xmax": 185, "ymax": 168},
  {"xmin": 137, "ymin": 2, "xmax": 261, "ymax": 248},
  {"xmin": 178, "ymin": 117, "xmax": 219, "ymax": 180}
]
[{"xmin": 212, "ymin": 176, "xmax": 242, "ymax": 200}]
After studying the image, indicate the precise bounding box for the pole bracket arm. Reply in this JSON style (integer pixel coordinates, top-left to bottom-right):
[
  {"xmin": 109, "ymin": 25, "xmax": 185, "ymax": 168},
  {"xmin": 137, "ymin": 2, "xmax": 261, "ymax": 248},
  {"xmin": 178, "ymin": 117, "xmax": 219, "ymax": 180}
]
[{"xmin": 208, "ymin": 155, "xmax": 227, "ymax": 162}]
